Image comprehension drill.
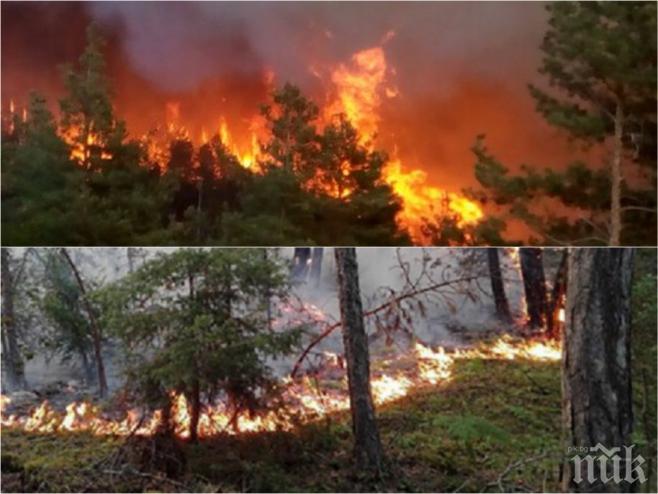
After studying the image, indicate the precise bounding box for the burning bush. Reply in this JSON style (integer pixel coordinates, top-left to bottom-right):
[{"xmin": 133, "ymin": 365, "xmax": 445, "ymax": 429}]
[{"xmin": 97, "ymin": 248, "xmax": 305, "ymax": 441}]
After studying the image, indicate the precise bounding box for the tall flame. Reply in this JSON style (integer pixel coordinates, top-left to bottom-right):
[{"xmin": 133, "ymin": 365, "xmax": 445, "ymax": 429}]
[{"xmin": 325, "ymin": 44, "xmax": 482, "ymax": 242}]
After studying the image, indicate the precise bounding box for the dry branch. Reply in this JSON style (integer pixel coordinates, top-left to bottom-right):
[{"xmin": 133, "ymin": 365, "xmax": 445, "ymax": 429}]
[{"xmin": 290, "ymin": 275, "xmax": 482, "ymax": 378}]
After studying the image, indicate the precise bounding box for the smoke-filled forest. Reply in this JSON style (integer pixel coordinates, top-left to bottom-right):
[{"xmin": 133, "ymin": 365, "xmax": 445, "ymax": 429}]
[
  {"xmin": 2, "ymin": 2, "xmax": 656, "ymax": 246},
  {"xmin": 1, "ymin": 247, "xmax": 656, "ymax": 492}
]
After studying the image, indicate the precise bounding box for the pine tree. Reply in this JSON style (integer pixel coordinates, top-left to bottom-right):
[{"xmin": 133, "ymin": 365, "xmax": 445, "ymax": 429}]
[
  {"xmin": 472, "ymin": 2, "xmax": 657, "ymax": 246},
  {"xmin": 60, "ymin": 25, "xmax": 116, "ymax": 171},
  {"xmin": 2, "ymin": 93, "xmax": 83, "ymax": 245},
  {"xmin": 227, "ymin": 84, "xmax": 408, "ymax": 246},
  {"xmin": 59, "ymin": 25, "xmax": 170, "ymax": 245},
  {"xmin": 530, "ymin": 2, "xmax": 656, "ymax": 245},
  {"xmin": 98, "ymin": 248, "xmax": 303, "ymax": 440}
]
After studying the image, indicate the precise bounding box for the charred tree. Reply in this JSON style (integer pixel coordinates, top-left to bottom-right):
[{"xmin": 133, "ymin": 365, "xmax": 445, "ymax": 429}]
[
  {"xmin": 561, "ymin": 248, "xmax": 636, "ymax": 492},
  {"xmin": 1, "ymin": 248, "xmax": 27, "ymax": 391},
  {"xmin": 519, "ymin": 248, "xmax": 548, "ymax": 330},
  {"xmin": 487, "ymin": 248, "xmax": 512, "ymax": 324},
  {"xmin": 546, "ymin": 250, "xmax": 568, "ymax": 339},
  {"xmin": 334, "ymin": 248, "xmax": 385, "ymax": 475},
  {"xmin": 60, "ymin": 248, "xmax": 108, "ymax": 398}
]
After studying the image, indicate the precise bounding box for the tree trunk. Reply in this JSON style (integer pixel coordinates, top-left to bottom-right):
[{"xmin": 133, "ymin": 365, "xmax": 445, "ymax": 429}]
[
  {"xmin": 487, "ymin": 248, "xmax": 512, "ymax": 323},
  {"xmin": 80, "ymin": 350, "xmax": 95, "ymax": 385},
  {"xmin": 1, "ymin": 248, "xmax": 27, "ymax": 391},
  {"xmin": 609, "ymin": 101, "xmax": 624, "ymax": 246},
  {"xmin": 546, "ymin": 250, "xmax": 568, "ymax": 340},
  {"xmin": 334, "ymin": 248, "xmax": 384, "ymax": 475},
  {"xmin": 519, "ymin": 248, "xmax": 548, "ymax": 330},
  {"xmin": 263, "ymin": 249, "xmax": 273, "ymax": 331},
  {"xmin": 60, "ymin": 248, "xmax": 108, "ymax": 398},
  {"xmin": 292, "ymin": 247, "xmax": 312, "ymax": 282},
  {"xmin": 310, "ymin": 248, "xmax": 324, "ymax": 286},
  {"xmin": 188, "ymin": 378, "xmax": 201, "ymax": 443},
  {"xmin": 561, "ymin": 248, "xmax": 635, "ymax": 492}
]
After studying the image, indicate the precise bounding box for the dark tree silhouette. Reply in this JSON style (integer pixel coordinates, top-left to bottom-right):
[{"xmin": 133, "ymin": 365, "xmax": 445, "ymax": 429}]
[
  {"xmin": 487, "ymin": 248, "xmax": 512, "ymax": 323},
  {"xmin": 519, "ymin": 248, "xmax": 548, "ymax": 329}
]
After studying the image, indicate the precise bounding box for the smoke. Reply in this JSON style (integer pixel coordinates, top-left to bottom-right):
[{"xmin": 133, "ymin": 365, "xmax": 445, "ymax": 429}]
[
  {"xmin": 11, "ymin": 247, "xmax": 525, "ymax": 389},
  {"xmin": 86, "ymin": 2, "xmax": 546, "ymax": 94},
  {"xmin": 2, "ymin": 2, "xmax": 590, "ymax": 225}
]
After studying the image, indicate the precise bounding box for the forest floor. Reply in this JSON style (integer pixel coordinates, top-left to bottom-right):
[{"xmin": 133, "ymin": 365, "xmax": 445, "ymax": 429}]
[{"xmin": 2, "ymin": 356, "xmax": 656, "ymax": 493}]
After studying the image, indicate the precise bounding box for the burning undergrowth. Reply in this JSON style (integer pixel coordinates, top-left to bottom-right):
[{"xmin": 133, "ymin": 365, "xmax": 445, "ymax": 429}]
[
  {"xmin": 1, "ymin": 336, "xmax": 560, "ymax": 440},
  {"xmin": 1, "ymin": 355, "xmax": 565, "ymax": 493}
]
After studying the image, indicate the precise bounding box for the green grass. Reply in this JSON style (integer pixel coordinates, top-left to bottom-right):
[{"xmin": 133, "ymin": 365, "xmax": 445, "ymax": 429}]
[{"xmin": 1, "ymin": 358, "xmax": 566, "ymax": 492}]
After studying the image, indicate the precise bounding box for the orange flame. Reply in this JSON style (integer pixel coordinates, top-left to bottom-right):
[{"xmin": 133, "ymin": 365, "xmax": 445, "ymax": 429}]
[
  {"xmin": 217, "ymin": 115, "xmax": 262, "ymax": 169},
  {"xmin": 1, "ymin": 336, "xmax": 559, "ymax": 439},
  {"xmin": 325, "ymin": 45, "xmax": 482, "ymax": 242},
  {"xmin": 63, "ymin": 122, "xmax": 113, "ymax": 163}
]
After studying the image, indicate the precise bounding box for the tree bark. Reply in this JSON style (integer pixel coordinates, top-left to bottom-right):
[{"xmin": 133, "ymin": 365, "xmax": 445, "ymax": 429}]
[
  {"xmin": 519, "ymin": 248, "xmax": 548, "ymax": 330},
  {"xmin": 334, "ymin": 248, "xmax": 384, "ymax": 474},
  {"xmin": 487, "ymin": 248, "xmax": 512, "ymax": 324},
  {"xmin": 1, "ymin": 248, "xmax": 27, "ymax": 391},
  {"xmin": 561, "ymin": 248, "xmax": 635, "ymax": 492},
  {"xmin": 609, "ymin": 101, "xmax": 624, "ymax": 246},
  {"xmin": 60, "ymin": 248, "xmax": 108, "ymax": 398}
]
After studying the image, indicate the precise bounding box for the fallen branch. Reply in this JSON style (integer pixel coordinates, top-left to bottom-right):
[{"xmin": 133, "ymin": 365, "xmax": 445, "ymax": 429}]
[
  {"xmin": 290, "ymin": 275, "xmax": 482, "ymax": 378},
  {"xmin": 489, "ymin": 451, "xmax": 551, "ymax": 492}
]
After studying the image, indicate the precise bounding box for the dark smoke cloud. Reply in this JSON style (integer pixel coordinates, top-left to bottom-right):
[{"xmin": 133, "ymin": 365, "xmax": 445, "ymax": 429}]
[{"xmin": 87, "ymin": 1, "xmax": 547, "ymax": 94}]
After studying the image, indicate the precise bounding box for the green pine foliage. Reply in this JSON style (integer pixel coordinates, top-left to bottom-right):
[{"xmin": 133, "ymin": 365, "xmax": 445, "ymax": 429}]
[
  {"xmin": 469, "ymin": 1, "xmax": 657, "ymax": 245},
  {"xmin": 97, "ymin": 248, "xmax": 305, "ymax": 433},
  {"xmin": 1, "ymin": 94, "xmax": 83, "ymax": 245}
]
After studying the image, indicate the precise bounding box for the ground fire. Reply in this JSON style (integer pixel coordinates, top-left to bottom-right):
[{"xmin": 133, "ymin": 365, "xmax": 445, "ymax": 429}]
[{"xmin": 0, "ymin": 336, "xmax": 559, "ymax": 439}]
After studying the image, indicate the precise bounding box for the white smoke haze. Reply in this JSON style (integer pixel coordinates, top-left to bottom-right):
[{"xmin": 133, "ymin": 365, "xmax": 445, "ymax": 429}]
[{"xmin": 6, "ymin": 247, "xmax": 526, "ymax": 391}]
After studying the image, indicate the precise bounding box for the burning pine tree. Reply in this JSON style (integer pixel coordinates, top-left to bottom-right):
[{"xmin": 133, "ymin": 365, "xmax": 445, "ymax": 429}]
[{"xmin": 1, "ymin": 25, "xmax": 485, "ymax": 247}]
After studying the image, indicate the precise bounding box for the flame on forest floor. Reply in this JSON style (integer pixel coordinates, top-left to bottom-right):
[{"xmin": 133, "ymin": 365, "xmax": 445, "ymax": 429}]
[{"xmin": 1, "ymin": 336, "xmax": 560, "ymax": 439}]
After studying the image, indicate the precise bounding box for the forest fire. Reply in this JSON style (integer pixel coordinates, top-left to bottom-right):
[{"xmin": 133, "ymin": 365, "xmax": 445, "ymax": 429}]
[
  {"xmin": 324, "ymin": 44, "xmax": 483, "ymax": 238},
  {"xmin": 2, "ymin": 39, "xmax": 483, "ymax": 243},
  {"xmin": 121, "ymin": 42, "xmax": 483, "ymax": 240},
  {"xmin": 0, "ymin": 337, "xmax": 559, "ymax": 439}
]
